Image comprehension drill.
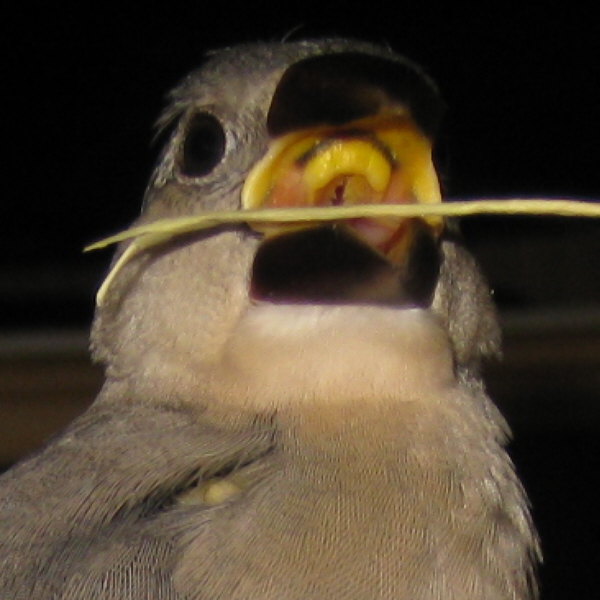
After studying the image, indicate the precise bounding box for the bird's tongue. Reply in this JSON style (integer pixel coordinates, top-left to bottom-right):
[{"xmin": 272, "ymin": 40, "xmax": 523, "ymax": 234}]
[{"xmin": 349, "ymin": 217, "xmax": 396, "ymax": 249}]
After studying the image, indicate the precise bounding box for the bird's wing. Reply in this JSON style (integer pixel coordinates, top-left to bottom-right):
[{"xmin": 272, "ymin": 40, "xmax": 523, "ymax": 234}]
[{"xmin": 0, "ymin": 397, "xmax": 274, "ymax": 598}]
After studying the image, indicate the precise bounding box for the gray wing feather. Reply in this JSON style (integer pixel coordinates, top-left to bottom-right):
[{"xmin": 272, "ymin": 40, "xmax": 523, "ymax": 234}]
[{"xmin": 0, "ymin": 399, "xmax": 273, "ymax": 599}]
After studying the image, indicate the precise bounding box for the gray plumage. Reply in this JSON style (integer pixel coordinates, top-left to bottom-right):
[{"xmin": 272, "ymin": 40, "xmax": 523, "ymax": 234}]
[{"xmin": 0, "ymin": 39, "xmax": 539, "ymax": 599}]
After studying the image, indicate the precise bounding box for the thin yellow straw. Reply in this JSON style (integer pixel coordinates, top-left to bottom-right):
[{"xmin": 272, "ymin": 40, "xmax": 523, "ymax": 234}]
[
  {"xmin": 86, "ymin": 199, "xmax": 600, "ymax": 252},
  {"xmin": 87, "ymin": 198, "xmax": 599, "ymax": 306}
]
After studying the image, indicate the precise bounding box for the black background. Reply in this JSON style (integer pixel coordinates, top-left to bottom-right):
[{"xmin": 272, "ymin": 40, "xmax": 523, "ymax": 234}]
[
  {"xmin": 6, "ymin": 5, "xmax": 599, "ymax": 272},
  {"xmin": 4, "ymin": 3, "xmax": 600, "ymax": 598}
]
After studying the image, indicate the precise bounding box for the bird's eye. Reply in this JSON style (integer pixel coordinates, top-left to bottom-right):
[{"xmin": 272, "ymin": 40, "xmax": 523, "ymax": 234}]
[{"xmin": 181, "ymin": 113, "xmax": 226, "ymax": 177}]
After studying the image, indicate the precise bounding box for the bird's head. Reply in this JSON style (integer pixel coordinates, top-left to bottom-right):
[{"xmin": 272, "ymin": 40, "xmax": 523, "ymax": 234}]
[{"xmin": 91, "ymin": 39, "xmax": 500, "ymax": 412}]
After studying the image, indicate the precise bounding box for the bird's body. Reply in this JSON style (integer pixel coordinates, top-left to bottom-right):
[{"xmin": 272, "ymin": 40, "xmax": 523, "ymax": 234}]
[{"xmin": 0, "ymin": 39, "xmax": 538, "ymax": 599}]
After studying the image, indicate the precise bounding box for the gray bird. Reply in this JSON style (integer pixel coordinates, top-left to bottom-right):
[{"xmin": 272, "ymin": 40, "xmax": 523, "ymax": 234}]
[{"xmin": 0, "ymin": 39, "xmax": 539, "ymax": 599}]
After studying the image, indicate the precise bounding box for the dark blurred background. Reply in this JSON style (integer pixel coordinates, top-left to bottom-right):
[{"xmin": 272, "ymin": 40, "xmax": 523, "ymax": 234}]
[{"xmin": 2, "ymin": 4, "xmax": 599, "ymax": 598}]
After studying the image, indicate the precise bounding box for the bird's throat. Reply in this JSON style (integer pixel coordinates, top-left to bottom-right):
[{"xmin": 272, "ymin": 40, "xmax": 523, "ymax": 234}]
[{"xmin": 212, "ymin": 304, "xmax": 455, "ymax": 414}]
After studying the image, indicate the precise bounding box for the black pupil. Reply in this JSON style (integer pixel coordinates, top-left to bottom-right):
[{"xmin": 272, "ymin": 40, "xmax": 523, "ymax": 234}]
[{"xmin": 181, "ymin": 113, "xmax": 226, "ymax": 176}]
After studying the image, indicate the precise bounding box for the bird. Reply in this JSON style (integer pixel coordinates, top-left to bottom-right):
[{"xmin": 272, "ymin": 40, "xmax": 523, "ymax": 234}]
[{"xmin": 0, "ymin": 39, "xmax": 539, "ymax": 599}]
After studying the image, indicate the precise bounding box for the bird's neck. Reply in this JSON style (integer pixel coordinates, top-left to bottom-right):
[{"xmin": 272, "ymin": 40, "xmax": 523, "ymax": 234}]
[{"xmin": 207, "ymin": 303, "xmax": 458, "ymax": 414}]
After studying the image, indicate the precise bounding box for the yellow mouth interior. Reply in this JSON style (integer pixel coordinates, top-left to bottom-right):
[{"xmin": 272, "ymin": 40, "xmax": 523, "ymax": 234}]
[{"xmin": 241, "ymin": 115, "xmax": 443, "ymax": 240}]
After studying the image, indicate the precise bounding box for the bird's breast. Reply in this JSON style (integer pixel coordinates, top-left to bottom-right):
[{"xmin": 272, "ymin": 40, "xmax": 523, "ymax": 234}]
[{"xmin": 175, "ymin": 382, "xmax": 505, "ymax": 600}]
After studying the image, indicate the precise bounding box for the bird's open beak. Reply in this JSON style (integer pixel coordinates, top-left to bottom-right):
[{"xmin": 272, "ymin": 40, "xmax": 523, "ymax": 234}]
[{"xmin": 241, "ymin": 52, "xmax": 445, "ymax": 306}]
